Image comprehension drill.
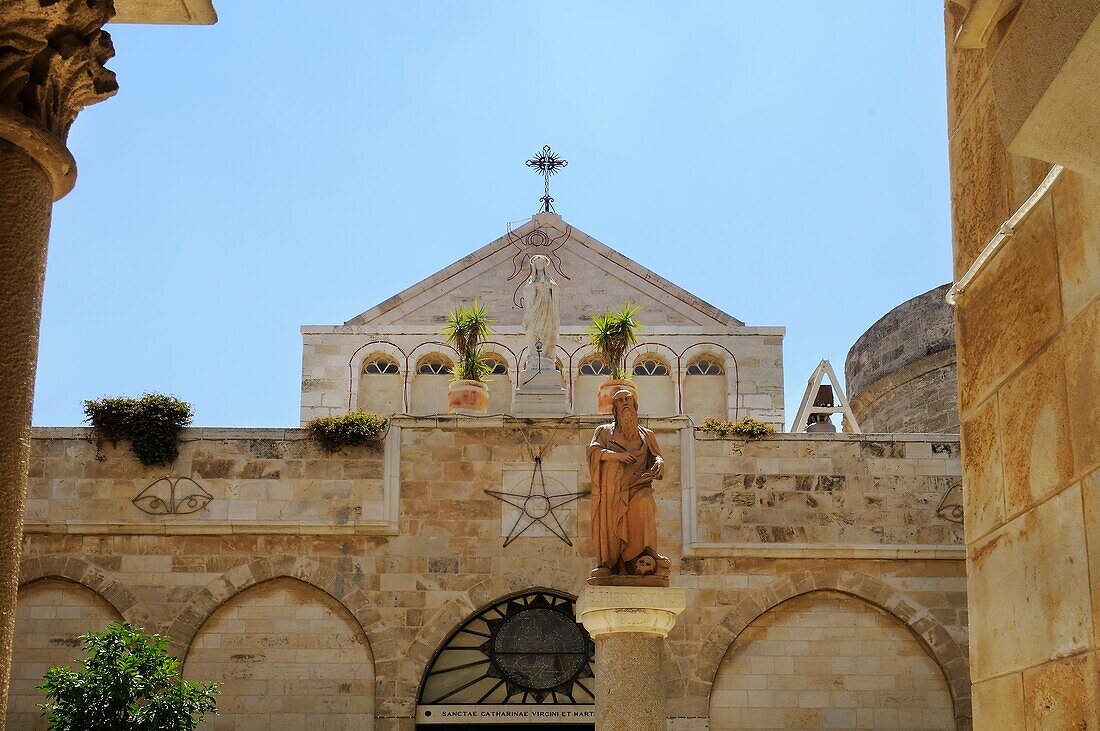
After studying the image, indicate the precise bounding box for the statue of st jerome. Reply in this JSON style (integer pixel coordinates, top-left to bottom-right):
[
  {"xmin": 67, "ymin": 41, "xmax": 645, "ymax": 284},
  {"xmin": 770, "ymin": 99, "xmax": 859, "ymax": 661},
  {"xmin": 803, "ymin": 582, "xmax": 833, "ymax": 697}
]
[{"xmin": 586, "ymin": 389, "xmax": 671, "ymax": 585}]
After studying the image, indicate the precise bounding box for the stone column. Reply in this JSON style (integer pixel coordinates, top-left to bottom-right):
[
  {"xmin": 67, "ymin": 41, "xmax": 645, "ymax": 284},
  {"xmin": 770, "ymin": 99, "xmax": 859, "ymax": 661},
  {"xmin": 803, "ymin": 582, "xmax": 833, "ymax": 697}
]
[
  {"xmin": 576, "ymin": 586, "xmax": 686, "ymax": 731},
  {"xmin": 0, "ymin": 0, "xmax": 117, "ymax": 715}
]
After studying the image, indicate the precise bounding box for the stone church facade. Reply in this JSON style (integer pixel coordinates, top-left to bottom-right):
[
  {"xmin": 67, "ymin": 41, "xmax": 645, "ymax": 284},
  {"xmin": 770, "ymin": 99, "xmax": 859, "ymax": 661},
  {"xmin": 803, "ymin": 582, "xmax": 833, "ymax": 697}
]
[{"xmin": 13, "ymin": 216, "xmax": 969, "ymax": 730}]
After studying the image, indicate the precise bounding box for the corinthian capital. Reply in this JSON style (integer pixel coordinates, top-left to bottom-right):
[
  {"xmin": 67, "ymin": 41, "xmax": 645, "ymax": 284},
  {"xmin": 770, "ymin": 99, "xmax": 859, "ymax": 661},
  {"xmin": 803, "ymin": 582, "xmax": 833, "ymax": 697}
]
[{"xmin": 0, "ymin": 0, "xmax": 117, "ymax": 196}]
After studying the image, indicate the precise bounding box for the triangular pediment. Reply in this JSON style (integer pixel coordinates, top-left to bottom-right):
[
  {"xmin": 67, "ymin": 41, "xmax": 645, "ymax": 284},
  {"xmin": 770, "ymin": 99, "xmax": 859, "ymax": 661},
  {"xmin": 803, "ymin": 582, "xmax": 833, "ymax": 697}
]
[{"xmin": 345, "ymin": 213, "xmax": 743, "ymax": 328}]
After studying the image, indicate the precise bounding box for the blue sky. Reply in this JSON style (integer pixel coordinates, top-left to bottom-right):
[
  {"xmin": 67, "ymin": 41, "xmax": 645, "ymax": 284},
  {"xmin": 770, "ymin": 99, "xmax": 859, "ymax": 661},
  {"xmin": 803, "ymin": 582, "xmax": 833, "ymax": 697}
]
[{"xmin": 34, "ymin": 3, "xmax": 951, "ymax": 429}]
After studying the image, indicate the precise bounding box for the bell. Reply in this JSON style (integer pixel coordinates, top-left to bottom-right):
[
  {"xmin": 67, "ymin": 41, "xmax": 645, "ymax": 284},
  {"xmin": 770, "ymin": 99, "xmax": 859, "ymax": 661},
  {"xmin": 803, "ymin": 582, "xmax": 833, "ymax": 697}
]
[{"xmin": 805, "ymin": 385, "xmax": 837, "ymax": 432}]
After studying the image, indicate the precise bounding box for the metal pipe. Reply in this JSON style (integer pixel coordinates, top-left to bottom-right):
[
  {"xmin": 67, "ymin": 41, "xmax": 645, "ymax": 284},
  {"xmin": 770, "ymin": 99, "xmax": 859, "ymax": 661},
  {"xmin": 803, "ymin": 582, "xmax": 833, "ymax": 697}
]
[{"xmin": 947, "ymin": 164, "xmax": 1064, "ymax": 306}]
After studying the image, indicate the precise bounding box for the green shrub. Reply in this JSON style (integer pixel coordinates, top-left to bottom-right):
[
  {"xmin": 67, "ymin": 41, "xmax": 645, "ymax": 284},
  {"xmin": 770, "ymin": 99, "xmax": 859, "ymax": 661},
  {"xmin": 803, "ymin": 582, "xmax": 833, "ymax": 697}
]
[
  {"xmin": 307, "ymin": 412, "xmax": 388, "ymax": 452},
  {"xmin": 700, "ymin": 417, "xmax": 775, "ymax": 438},
  {"xmin": 83, "ymin": 394, "xmax": 193, "ymax": 466},
  {"xmin": 39, "ymin": 621, "xmax": 218, "ymax": 731}
]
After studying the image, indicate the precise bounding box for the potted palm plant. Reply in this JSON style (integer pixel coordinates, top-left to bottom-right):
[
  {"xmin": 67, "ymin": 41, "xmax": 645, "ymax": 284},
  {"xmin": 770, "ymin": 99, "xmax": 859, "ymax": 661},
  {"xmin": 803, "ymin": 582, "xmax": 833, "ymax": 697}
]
[
  {"xmin": 442, "ymin": 300, "xmax": 494, "ymax": 414},
  {"xmin": 588, "ymin": 303, "xmax": 642, "ymax": 414}
]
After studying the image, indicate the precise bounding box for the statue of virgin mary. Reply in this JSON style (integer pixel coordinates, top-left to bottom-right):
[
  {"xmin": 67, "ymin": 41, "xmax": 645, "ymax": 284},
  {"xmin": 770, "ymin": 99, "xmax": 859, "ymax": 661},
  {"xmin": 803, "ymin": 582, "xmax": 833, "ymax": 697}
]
[{"xmin": 521, "ymin": 254, "xmax": 559, "ymax": 369}]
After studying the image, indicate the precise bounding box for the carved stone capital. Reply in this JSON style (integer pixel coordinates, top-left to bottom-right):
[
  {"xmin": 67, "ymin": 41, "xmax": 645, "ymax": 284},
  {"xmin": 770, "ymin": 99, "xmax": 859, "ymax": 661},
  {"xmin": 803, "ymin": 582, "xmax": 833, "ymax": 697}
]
[{"xmin": 0, "ymin": 0, "xmax": 118, "ymax": 198}]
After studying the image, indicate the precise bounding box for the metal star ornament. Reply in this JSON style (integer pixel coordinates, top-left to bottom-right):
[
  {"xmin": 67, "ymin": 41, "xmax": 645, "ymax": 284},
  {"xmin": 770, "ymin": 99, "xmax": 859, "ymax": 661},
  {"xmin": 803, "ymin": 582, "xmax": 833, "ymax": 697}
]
[
  {"xmin": 525, "ymin": 145, "xmax": 568, "ymax": 213},
  {"xmin": 485, "ymin": 457, "xmax": 589, "ymax": 547}
]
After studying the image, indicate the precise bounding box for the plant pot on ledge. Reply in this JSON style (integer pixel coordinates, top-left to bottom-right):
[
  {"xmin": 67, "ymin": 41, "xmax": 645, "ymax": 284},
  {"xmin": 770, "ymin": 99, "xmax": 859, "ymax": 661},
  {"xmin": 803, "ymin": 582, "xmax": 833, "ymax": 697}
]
[
  {"xmin": 597, "ymin": 379, "xmax": 638, "ymax": 415},
  {"xmin": 448, "ymin": 379, "xmax": 490, "ymax": 414}
]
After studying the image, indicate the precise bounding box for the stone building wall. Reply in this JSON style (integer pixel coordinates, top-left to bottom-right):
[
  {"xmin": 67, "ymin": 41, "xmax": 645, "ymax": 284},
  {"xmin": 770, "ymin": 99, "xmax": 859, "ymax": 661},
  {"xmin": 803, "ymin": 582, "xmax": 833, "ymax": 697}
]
[
  {"xmin": 944, "ymin": 2, "xmax": 1100, "ymax": 729},
  {"xmin": 845, "ymin": 284, "xmax": 959, "ymax": 434},
  {"xmin": 14, "ymin": 424, "xmax": 969, "ymax": 730}
]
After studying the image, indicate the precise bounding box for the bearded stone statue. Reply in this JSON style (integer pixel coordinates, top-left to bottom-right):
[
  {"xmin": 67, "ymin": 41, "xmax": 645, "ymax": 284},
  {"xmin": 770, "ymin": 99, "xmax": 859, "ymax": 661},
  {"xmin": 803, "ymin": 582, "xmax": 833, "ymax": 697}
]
[{"xmin": 586, "ymin": 389, "xmax": 671, "ymax": 585}]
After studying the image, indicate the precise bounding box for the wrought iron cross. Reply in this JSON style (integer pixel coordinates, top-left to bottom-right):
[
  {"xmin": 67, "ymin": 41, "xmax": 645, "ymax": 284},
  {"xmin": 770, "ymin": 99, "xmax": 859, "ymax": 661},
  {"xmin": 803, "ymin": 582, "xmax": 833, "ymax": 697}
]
[{"xmin": 525, "ymin": 145, "xmax": 568, "ymax": 213}]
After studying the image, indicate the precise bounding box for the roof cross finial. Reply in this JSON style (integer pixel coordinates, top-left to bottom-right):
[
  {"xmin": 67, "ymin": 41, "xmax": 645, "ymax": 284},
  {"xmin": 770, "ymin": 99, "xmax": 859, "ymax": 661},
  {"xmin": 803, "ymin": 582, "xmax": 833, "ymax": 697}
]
[{"xmin": 525, "ymin": 145, "xmax": 568, "ymax": 213}]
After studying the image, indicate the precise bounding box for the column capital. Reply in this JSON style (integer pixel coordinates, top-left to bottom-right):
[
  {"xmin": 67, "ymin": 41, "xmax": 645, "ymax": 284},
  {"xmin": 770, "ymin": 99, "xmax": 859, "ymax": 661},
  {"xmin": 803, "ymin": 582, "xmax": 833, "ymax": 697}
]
[
  {"xmin": 0, "ymin": 0, "xmax": 118, "ymax": 199},
  {"xmin": 576, "ymin": 586, "xmax": 687, "ymax": 638}
]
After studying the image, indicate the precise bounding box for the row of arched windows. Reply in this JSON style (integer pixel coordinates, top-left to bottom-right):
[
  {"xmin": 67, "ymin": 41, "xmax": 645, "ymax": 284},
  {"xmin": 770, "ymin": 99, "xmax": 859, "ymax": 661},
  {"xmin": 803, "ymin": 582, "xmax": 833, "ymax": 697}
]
[
  {"xmin": 367, "ymin": 352, "xmax": 726, "ymax": 379},
  {"xmin": 357, "ymin": 351, "xmax": 730, "ymax": 421}
]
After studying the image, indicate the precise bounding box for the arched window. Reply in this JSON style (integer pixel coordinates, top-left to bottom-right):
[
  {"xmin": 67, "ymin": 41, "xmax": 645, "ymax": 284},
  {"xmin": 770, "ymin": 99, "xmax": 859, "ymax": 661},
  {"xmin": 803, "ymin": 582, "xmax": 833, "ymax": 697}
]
[
  {"xmin": 358, "ymin": 352, "xmax": 403, "ymax": 414},
  {"xmin": 411, "ymin": 353, "xmax": 454, "ymax": 414},
  {"xmin": 483, "ymin": 355, "xmax": 508, "ymax": 375},
  {"xmin": 578, "ymin": 356, "xmax": 612, "ymax": 376},
  {"xmin": 363, "ymin": 354, "xmax": 400, "ymax": 374},
  {"xmin": 416, "ymin": 354, "xmax": 453, "ymax": 375},
  {"xmin": 633, "ymin": 357, "xmax": 670, "ymax": 377},
  {"xmin": 419, "ymin": 590, "xmax": 594, "ymax": 706},
  {"xmin": 684, "ymin": 353, "xmax": 728, "ymax": 423},
  {"xmin": 631, "ymin": 354, "xmax": 674, "ymax": 416},
  {"xmin": 686, "ymin": 356, "xmax": 723, "ymax": 376},
  {"xmin": 482, "ymin": 353, "xmax": 512, "ymax": 413},
  {"xmin": 574, "ymin": 355, "xmax": 611, "ymax": 414}
]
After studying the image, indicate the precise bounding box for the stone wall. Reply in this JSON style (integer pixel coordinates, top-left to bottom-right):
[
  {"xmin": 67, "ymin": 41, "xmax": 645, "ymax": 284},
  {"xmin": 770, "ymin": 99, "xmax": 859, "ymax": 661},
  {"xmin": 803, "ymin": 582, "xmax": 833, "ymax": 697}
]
[
  {"xmin": 845, "ymin": 284, "xmax": 959, "ymax": 434},
  {"xmin": 13, "ymin": 423, "xmax": 970, "ymax": 730},
  {"xmin": 944, "ymin": 2, "xmax": 1100, "ymax": 729}
]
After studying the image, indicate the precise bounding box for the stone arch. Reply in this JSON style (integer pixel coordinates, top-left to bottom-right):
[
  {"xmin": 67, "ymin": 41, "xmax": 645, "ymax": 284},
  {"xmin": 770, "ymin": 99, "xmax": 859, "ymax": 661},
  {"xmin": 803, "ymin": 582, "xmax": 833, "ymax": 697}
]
[
  {"xmin": 690, "ymin": 569, "xmax": 971, "ymax": 726},
  {"xmin": 347, "ymin": 339, "xmax": 408, "ymax": 412},
  {"xmin": 166, "ymin": 556, "xmax": 395, "ymax": 683},
  {"xmin": 628, "ymin": 344, "xmax": 677, "ymax": 416},
  {"xmin": 397, "ymin": 569, "xmax": 587, "ymax": 717},
  {"xmin": 18, "ymin": 555, "xmax": 153, "ymax": 628}
]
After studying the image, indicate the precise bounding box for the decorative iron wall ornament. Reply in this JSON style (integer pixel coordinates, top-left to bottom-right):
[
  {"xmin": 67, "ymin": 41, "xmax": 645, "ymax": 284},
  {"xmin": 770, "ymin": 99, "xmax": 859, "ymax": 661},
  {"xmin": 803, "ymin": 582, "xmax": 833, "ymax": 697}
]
[
  {"xmin": 935, "ymin": 481, "xmax": 964, "ymax": 524},
  {"xmin": 419, "ymin": 591, "xmax": 595, "ymax": 705},
  {"xmin": 486, "ymin": 457, "xmax": 589, "ymax": 547},
  {"xmin": 132, "ymin": 477, "xmax": 213, "ymax": 516},
  {"xmin": 505, "ymin": 224, "xmax": 572, "ymax": 308},
  {"xmin": 525, "ymin": 145, "xmax": 568, "ymax": 213}
]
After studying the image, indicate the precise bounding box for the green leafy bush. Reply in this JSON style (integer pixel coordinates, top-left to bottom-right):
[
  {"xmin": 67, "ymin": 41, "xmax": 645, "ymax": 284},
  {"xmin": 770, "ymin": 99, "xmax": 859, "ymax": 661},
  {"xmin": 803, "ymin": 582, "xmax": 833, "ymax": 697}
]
[
  {"xmin": 307, "ymin": 412, "xmax": 388, "ymax": 452},
  {"xmin": 39, "ymin": 621, "xmax": 218, "ymax": 731},
  {"xmin": 700, "ymin": 417, "xmax": 775, "ymax": 438},
  {"xmin": 83, "ymin": 394, "xmax": 193, "ymax": 466},
  {"xmin": 588, "ymin": 303, "xmax": 642, "ymax": 380}
]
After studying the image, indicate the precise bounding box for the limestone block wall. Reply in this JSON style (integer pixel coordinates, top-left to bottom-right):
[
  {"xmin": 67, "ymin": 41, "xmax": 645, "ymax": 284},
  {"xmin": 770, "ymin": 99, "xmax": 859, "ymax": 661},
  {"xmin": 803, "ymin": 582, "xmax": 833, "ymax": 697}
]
[
  {"xmin": 709, "ymin": 591, "xmax": 955, "ymax": 730},
  {"xmin": 300, "ymin": 326, "xmax": 785, "ymax": 428},
  {"xmin": 15, "ymin": 424, "xmax": 970, "ymax": 730},
  {"xmin": 945, "ymin": 2, "xmax": 1100, "ymax": 729},
  {"xmin": 845, "ymin": 284, "xmax": 959, "ymax": 434}
]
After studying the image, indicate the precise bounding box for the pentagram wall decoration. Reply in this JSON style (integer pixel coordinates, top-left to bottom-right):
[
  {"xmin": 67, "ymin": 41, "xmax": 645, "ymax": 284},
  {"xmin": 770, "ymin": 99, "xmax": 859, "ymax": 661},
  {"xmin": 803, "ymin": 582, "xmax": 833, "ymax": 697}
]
[
  {"xmin": 486, "ymin": 457, "xmax": 589, "ymax": 547},
  {"xmin": 418, "ymin": 590, "xmax": 595, "ymax": 706}
]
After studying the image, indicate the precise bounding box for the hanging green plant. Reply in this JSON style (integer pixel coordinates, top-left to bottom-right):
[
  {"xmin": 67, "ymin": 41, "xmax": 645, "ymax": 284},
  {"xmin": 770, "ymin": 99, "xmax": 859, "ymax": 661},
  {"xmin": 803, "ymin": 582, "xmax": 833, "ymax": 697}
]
[
  {"xmin": 699, "ymin": 417, "xmax": 775, "ymax": 438},
  {"xmin": 307, "ymin": 412, "xmax": 388, "ymax": 452},
  {"xmin": 83, "ymin": 393, "xmax": 193, "ymax": 466}
]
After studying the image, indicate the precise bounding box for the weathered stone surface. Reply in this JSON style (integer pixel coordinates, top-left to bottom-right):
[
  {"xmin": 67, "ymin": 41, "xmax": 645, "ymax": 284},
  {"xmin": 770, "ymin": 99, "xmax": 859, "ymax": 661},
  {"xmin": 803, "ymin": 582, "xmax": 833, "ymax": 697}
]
[
  {"xmin": 846, "ymin": 283, "xmax": 960, "ymax": 434},
  {"xmin": 997, "ymin": 335, "xmax": 1076, "ymax": 515},
  {"xmin": 971, "ymin": 671, "xmax": 1024, "ymax": 731},
  {"xmin": 956, "ymin": 196, "xmax": 1063, "ymax": 414},
  {"xmin": 968, "ymin": 485, "xmax": 1092, "ymax": 681}
]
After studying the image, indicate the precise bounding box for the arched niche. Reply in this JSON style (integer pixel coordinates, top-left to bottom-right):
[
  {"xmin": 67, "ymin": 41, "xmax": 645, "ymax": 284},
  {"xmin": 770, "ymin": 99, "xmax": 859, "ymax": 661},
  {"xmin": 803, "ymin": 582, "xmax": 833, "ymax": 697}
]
[
  {"xmin": 708, "ymin": 590, "xmax": 956, "ymax": 730},
  {"xmin": 683, "ymin": 353, "xmax": 728, "ymax": 423},
  {"xmin": 357, "ymin": 352, "xmax": 403, "ymax": 415},
  {"xmin": 9, "ymin": 578, "xmax": 123, "ymax": 730},
  {"xmin": 183, "ymin": 577, "xmax": 375, "ymax": 730}
]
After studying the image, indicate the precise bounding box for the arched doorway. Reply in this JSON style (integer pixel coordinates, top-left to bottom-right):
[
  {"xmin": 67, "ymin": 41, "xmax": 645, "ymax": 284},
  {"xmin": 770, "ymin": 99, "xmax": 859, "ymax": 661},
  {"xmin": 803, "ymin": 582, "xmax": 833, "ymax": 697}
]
[{"xmin": 416, "ymin": 589, "xmax": 594, "ymax": 730}]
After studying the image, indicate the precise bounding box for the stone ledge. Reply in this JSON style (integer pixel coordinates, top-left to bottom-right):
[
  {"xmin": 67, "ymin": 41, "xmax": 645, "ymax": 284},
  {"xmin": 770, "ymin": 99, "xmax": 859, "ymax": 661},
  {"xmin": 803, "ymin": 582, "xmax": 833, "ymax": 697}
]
[
  {"xmin": 22, "ymin": 520, "xmax": 399, "ymax": 536},
  {"xmin": 683, "ymin": 543, "xmax": 966, "ymax": 560}
]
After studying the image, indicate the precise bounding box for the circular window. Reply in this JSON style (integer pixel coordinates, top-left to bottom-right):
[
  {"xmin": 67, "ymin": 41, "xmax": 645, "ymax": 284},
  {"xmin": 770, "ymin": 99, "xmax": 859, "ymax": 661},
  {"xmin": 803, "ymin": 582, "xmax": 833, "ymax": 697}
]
[{"xmin": 419, "ymin": 591, "xmax": 594, "ymax": 705}]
